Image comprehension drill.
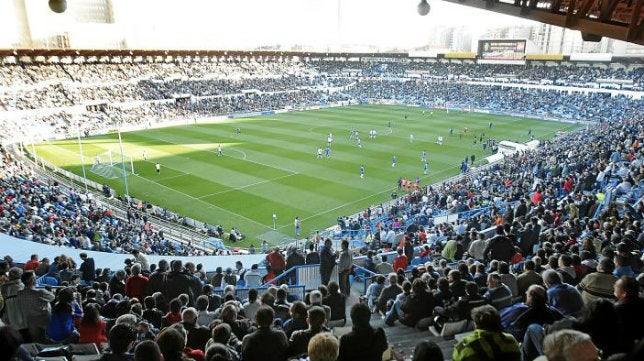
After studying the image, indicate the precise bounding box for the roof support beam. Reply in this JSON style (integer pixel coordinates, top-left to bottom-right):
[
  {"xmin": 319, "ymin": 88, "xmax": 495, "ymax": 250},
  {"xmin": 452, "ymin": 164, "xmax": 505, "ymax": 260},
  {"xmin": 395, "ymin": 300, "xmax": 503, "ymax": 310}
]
[{"xmin": 441, "ymin": 0, "xmax": 644, "ymax": 46}]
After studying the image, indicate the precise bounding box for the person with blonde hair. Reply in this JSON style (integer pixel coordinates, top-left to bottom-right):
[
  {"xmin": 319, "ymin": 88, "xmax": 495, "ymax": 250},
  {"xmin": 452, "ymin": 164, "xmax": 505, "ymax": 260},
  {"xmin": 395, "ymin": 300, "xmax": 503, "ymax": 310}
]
[{"xmin": 308, "ymin": 332, "xmax": 339, "ymax": 361}]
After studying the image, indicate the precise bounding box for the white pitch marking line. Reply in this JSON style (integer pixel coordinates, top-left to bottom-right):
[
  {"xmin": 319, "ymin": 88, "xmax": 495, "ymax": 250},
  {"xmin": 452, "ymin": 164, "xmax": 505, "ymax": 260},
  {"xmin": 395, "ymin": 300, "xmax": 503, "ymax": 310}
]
[
  {"xmin": 196, "ymin": 173, "xmax": 299, "ymax": 199},
  {"xmin": 132, "ymin": 174, "xmax": 273, "ymax": 229},
  {"xmin": 275, "ymin": 165, "xmax": 460, "ymax": 230},
  {"xmin": 151, "ymin": 135, "xmax": 299, "ymax": 174}
]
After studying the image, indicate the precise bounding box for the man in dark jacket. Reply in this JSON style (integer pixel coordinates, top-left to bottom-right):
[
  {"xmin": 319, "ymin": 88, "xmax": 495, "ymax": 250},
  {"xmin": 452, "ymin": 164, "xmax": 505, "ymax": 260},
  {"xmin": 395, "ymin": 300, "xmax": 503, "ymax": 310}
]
[
  {"xmin": 305, "ymin": 243, "xmax": 320, "ymax": 265},
  {"xmin": 483, "ymin": 225, "xmax": 515, "ymax": 263},
  {"xmin": 399, "ymin": 279, "xmax": 436, "ymax": 328},
  {"xmin": 448, "ymin": 269, "xmax": 468, "ymax": 300},
  {"xmin": 181, "ymin": 307, "xmax": 211, "ymax": 351},
  {"xmin": 319, "ymin": 238, "xmax": 336, "ymax": 286},
  {"xmin": 435, "ymin": 281, "xmax": 487, "ymax": 323},
  {"xmin": 614, "ymin": 275, "xmax": 644, "ymax": 347},
  {"xmin": 288, "ymin": 306, "xmax": 329, "ymax": 358},
  {"xmin": 146, "ymin": 259, "xmax": 168, "ymax": 296},
  {"xmin": 241, "ymin": 306, "xmax": 289, "ymax": 361},
  {"xmin": 501, "ymin": 285, "xmax": 564, "ymax": 341},
  {"xmin": 79, "ymin": 253, "xmax": 95, "ymax": 283},
  {"xmin": 518, "ymin": 223, "xmax": 538, "ymax": 257},
  {"xmin": 286, "ymin": 247, "xmax": 305, "ymax": 285},
  {"xmin": 109, "ymin": 270, "xmax": 126, "ymax": 296},
  {"xmin": 323, "ymin": 281, "xmax": 346, "ymax": 327},
  {"xmin": 221, "ymin": 304, "xmax": 254, "ymax": 341},
  {"xmin": 338, "ymin": 303, "xmax": 388, "ymax": 361},
  {"xmin": 164, "ymin": 260, "xmax": 194, "ymax": 305}
]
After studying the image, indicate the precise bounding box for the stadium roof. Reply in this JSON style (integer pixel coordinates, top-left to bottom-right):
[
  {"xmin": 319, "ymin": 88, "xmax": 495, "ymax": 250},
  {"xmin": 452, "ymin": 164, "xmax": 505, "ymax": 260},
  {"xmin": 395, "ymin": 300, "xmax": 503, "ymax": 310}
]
[
  {"xmin": 0, "ymin": 48, "xmax": 409, "ymax": 59},
  {"xmin": 1, "ymin": 48, "xmax": 643, "ymax": 63},
  {"xmin": 445, "ymin": 0, "xmax": 644, "ymax": 45}
]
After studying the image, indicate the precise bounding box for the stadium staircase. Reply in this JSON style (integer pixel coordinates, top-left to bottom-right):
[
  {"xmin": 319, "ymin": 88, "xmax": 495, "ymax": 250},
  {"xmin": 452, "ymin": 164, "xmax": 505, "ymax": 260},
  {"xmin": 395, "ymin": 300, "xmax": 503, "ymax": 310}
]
[
  {"xmin": 60, "ymin": 64, "xmax": 77, "ymax": 81},
  {"xmin": 251, "ymin": 262, "xmax": 458, "ymax": 359}
]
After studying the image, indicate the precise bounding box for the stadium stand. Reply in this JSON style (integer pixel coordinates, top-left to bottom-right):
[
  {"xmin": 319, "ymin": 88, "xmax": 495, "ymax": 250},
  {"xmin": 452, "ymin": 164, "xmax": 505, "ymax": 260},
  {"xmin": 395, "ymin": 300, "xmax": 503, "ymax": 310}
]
[{"xmin": 3, "ymin": 54, "xmax": 644, "ymax": 360}]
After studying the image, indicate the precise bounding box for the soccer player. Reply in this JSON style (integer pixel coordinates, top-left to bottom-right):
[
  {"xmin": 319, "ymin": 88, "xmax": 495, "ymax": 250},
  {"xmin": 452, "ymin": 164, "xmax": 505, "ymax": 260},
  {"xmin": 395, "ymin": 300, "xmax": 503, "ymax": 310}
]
[
  {"xmin": 236, "ymin": 127, "xmax": 241, "ymax": 134},
  {"xmin": 357, "ymin": 138, "xmax": 362, "ymax": 148},
  {"xmin": 360, "ymin": 165, "xmax": 365, "ymax": 179},
  {"xmin": 409, "ymin": 134, "xmax": 414, "ymax": 143},
  {"xmin": 325, "ymin": 146, "xmax": 330, "ymax": 158},
  {"xmin": 421, "ymin": 150, "xmax": 427, "ymax": 162},
  {"xmin": 294, "ymin": 217, "xmax": 301, "ymax": 237},
  {"xmin": 423, "ymin": 162, "xmax": 429, "ymax": 175},
  {"xmin": 217, "ymin": 144, "xmax": 222, "ymax": 156},
  {"xmin": 317, "ymin": 148, "xmax": 323, "ymax": 159},
  {"xmin": 327, "ymin": 133, "xmax": 333, "ymax": 145},
  {"xmin": 142, "ymin": 149, "xmax": 147, "ymax": 161},
  {"xmin": 155, "ymin": 162, "xmax": 161, "ymax": 174},
  {"xmin": 392, "ymin": 155, "xmax": 397, "ymax": 167}
]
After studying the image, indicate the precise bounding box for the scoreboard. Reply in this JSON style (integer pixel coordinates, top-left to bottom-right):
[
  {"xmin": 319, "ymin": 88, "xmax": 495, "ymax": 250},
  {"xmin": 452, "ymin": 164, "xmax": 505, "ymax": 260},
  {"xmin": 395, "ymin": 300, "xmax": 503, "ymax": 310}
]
[{"xmin": 478, "ymin": 40, "xmax": 526, "ymax": 61}]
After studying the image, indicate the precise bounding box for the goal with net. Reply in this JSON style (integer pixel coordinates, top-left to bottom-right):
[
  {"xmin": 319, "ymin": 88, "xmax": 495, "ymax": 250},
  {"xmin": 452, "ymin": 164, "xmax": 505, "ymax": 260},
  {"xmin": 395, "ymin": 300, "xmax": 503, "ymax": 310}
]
[{"xmin": 90, "ymin": 150, "xmax": 135, "ymax": 179}]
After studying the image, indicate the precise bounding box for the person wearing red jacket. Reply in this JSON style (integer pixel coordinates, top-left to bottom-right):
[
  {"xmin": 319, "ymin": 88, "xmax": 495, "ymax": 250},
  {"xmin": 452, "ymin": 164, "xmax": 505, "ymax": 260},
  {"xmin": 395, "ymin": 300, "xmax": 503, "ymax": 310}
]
[
  {"xmin": 266, "ymin": 247, "xmax": 286, "ymax": 275},
  {"xmin": 392, "ymin": 249, "xmax": 408, "ymax": 271},
  {"xmin": 24, "ymin": 254, "xmax": 39, "ymax": 271},
  {"xmin": 78, "ymin": 304, "xmax": 108, "ymax": 350},
  {"xmin": 125, "ymin": 263, "xmax": 149, "ymax": 301}
]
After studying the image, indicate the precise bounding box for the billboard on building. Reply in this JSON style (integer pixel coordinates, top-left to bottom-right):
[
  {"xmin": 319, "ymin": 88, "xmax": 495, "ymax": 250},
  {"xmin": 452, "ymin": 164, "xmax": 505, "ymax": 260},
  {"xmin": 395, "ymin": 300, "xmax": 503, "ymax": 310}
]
[{"xmin": 478, "ymin": 40, "xmax": 526, "ymax": 60}]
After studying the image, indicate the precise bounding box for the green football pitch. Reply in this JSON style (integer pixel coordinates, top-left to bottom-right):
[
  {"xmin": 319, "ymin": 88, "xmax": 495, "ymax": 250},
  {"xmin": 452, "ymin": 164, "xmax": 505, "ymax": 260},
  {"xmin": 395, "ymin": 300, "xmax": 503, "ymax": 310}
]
[{"xmin": 33, "ymin": 104, "xmax": 581, "ymax": 246}]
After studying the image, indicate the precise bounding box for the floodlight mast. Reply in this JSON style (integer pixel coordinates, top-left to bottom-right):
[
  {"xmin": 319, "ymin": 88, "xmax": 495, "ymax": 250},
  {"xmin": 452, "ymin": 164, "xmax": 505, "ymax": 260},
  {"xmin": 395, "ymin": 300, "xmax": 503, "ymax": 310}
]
[
  {"xmin": 117, "ymin": 122, "xmax": 130, "ymax": 198},
  {"xmin": 76, "ymin": 120, "xmax": 89, "ymax": 197}
]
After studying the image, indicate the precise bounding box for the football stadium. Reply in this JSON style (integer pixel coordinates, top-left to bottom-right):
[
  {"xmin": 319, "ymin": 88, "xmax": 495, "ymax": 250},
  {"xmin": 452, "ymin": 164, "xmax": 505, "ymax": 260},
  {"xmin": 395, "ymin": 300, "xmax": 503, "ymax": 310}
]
[{"xmin": 1, "ymin": 0, "xmax": 644, "ymax": 360}]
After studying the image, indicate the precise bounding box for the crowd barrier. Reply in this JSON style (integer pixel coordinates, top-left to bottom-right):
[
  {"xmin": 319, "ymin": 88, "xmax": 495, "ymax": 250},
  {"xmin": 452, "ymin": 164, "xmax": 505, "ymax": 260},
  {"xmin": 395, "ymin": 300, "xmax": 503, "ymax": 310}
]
[
  {"xmin": 214, "ymin": 284, "xmax": 306, "ymax": 302},
  {"xmin": 2, "ymin": 233, "xmax": 267, "ymax": 272}
]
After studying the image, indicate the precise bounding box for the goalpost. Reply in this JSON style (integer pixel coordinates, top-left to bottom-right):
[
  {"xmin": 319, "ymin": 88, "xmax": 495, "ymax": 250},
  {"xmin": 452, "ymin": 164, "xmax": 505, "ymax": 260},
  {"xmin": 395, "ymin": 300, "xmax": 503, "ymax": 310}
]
[{"xmin": 91, "ymin": 150, "xmax": 136, "ymax": 179}]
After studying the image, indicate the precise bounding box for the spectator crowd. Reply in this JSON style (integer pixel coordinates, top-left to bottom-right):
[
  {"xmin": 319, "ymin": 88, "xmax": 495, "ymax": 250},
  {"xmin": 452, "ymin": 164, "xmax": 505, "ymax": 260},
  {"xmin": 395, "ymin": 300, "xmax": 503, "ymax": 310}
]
[{"xmin": 1, "ymin": 57, "xmax": 644, "ymax": 360}]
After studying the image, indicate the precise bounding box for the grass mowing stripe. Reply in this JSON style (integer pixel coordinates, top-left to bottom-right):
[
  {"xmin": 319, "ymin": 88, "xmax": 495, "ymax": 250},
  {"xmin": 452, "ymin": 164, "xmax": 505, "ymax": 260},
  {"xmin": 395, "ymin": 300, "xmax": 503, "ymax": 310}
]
[
  {"xmin": 133, "ymin": 130, "xmax": 300, "ymax": 175},
  {"xmin": 130, "ymin": 172, "xmax": 275, "ymax": 230},
  {"xmin": 289, "ymin": 163, "xmax": 464, "ymax": 227},
  {"xmin": 195, "ymin": 173, "xmax": 300, "ymax": 199}
]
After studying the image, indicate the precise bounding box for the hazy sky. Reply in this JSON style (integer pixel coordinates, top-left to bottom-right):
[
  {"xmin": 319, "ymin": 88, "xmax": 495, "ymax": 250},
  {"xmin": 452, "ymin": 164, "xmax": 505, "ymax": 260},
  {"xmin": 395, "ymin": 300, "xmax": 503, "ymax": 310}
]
[
  {"xmin": 0, "ymin": 0, "xmax": 539, "ymax": 50},
  {"xmin": 112, "ymin": 0, "xmax": 536, "ymax": 49}
]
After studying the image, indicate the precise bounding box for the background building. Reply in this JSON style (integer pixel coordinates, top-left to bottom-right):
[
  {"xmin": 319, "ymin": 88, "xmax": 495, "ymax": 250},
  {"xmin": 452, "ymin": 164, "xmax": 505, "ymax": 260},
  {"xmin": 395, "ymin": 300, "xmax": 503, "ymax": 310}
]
[{"xmin": 0, "ymin": 0, "xmax": 643, "ymax": 54}]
